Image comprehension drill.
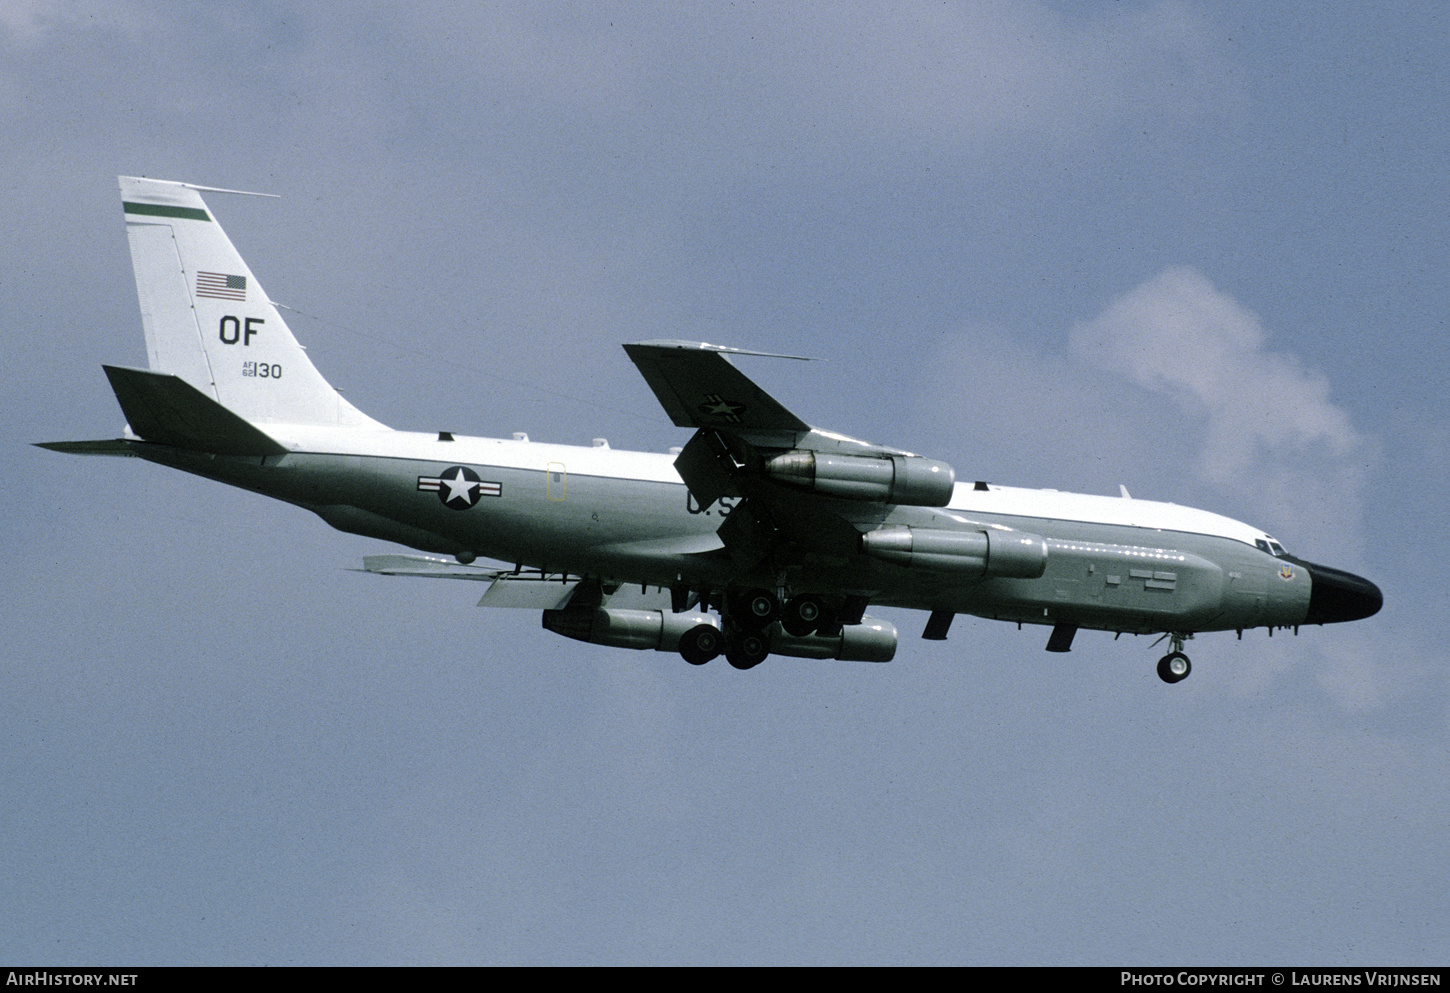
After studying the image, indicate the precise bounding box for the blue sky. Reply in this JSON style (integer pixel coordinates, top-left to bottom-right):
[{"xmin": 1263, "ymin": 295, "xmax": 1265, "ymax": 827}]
[{"xmin": 2, "ymin": 1, "xmax": 1446, "ymax": 964}]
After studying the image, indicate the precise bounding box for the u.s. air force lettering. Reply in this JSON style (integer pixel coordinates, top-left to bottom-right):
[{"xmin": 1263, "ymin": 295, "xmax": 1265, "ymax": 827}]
[{"xmin": 417, "ymin": 466, "xmax": 501, "ymax": 509}]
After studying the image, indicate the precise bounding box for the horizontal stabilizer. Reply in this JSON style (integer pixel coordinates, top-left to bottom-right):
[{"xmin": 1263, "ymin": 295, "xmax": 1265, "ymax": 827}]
[
  {"xmin": 34, "ymin": 439, "xmax": 137, "ymax": 457},
  {"xmin": 103, "ymin": 365, "xmax": 287, "ymax": 456}
]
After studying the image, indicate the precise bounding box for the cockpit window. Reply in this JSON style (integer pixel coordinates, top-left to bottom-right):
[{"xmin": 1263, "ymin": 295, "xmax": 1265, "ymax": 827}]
[
  {"xmin": 1256, "ymin": 538, "xmax": 1288, "ymax": 556},
  {"xmin": 1256, "ymin": 539, "xmax": 1271, "ymax": 554},
  {"xmin": 1269, "ymin": 541, "xmax": 1286, "ymax": 556}
]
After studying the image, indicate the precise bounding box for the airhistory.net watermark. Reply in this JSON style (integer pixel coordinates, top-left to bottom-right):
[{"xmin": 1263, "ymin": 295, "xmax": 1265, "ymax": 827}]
[{"xmin": 6, "ymin": 974, "xmax": 137, "ymax": 986}]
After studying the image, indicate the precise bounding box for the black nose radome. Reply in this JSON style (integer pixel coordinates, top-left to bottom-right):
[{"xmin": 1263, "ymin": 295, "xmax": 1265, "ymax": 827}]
[{"xmin": 1295, "ymin": 559, "xmax": 1383, "ymax": 624}]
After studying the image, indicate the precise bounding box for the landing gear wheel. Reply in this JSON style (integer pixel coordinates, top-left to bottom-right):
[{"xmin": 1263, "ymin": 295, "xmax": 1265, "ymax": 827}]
[
  {"xmin": 1157, "ymin": 651, "xmax": 1191, "ymax": 684},
  {"xmin": 726, "ymin": 630, "xmax": 771, "ymax": 670},
  {"xmin": 731, "ymin": 589, "xmax": 779, "ymax": 632},
  {"xmin": 679, "ymin": 624, "xmax": 722, "ymax": 666},
  {"xmin": 781, "ymin": 594, "xmax": 825, "ymax": 637}
]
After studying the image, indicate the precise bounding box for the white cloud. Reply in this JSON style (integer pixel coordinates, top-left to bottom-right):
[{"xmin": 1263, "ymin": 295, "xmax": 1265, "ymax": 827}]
[
  {"xmin": 910, "ymin": 322, "xmax": 1195, "ymax": 497},
  {"xmin": 1070, "ymin": 267, "xmax": 1374, "ymax": 560},
  {"xmin": 916, "ymin": 268, "xmax": 1393, "ymax": 714}
]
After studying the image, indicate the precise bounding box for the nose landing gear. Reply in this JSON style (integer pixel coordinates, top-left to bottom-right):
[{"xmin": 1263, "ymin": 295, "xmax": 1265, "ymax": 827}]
[
  {"xmin": 1156, "ymin": 651, "xmax": 1191, "ymax": 683},
  {"xmin": 1155, "ymin": 633, "xmax": 1193, "ymax": 684}
]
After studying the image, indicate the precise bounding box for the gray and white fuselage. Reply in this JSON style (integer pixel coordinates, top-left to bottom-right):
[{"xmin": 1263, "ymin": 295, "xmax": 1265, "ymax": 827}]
[
  {"xmin": 130, "ymin": 420, "xmax": 1335, "ymax": 637},
  {"xmin": 43, "ymin": 177, "xmax": 1382, "ymax": 681}
]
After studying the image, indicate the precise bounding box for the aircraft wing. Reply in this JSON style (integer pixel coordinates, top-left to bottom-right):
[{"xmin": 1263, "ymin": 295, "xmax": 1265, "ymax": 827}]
[
  {"xmin": 623, "ymin": 340, "xmax": 957, "ymax": 571},
  {"xmin": 361, "ymin": 554, "xmax": 503, "ymax": 580},
  {"xmin": 621, "ymin": 340, "xmax": 813, "ymax": 436},
  {"xmin": 626, "ymin": 340, "xmax": 818, "ymax": 514},
  {"xmin": 359, "ymin": 555, "xmax": 678, "ymax": 611}
]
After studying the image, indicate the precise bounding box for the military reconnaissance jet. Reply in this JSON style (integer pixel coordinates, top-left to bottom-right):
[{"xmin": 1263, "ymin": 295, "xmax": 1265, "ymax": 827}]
[{"xmin": 40, "ymin": 178, "xmax": 1382, "ymax": 682}]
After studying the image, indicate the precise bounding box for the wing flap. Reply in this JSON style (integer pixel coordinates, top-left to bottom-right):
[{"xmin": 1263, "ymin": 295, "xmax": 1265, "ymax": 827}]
[
  {"xmin": 361, "ymin": 554, "xmax": 501, "ymax": 580},
  {"xmin": 672, "ymin": 428, "xmax": 744, "ymax": 509},
  {"xmin": 478, "ymin": 574, "xmax": 579, "ymax": 609}
]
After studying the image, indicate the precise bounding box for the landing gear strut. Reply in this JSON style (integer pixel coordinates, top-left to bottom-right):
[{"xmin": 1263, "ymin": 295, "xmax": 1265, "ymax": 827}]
[{"xmin": 1156, "ymin": 633, "xmax": 1192, "ymax": 684}]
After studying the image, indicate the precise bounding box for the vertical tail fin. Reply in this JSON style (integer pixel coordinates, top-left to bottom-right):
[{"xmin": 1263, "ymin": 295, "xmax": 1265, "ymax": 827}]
[{"xmin": 118, "ymin": 176, "xmax": 385, "ymax": 430}]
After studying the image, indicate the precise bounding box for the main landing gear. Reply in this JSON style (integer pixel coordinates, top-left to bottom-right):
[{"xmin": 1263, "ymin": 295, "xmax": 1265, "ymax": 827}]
[
  {"xmin": 722, "ymin": 588, "xmax": 781, "ymax": 670},
  {"xmin": 678, "ymin": 624, "xmax": 722, "ymax": 666},
  {"xmin": 677, "ymin": 588, "xmax": 843, "ymax": 669},
  {"xmin": 682, "ymin": 625, "xmax": 772, "ymax": 670},
  {"xmin": 725, "ymin": 629, "xmax": 770, "ymax": 670},
  {"xmin": 1155, "ymin": 633, "xmax": 1193, "ymax": 684}
]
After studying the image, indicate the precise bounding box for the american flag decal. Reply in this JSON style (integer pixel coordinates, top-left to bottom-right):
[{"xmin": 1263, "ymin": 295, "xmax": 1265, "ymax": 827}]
[{"xmin": 196, "ymin": 271, "xmax": 247, "ymax": 301}]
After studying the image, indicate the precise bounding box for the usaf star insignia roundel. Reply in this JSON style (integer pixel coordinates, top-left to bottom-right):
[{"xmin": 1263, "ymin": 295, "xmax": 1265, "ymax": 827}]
[
  {"xmin": 698, "ymin": 392, "xmax": 746, "ymax": 423},
  {"xmin": 417, "ymin": 466, "xmax": 502, "ymax": 509}
]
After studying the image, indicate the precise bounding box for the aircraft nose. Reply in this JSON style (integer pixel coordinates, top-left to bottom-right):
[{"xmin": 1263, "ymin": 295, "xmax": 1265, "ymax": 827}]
[{"xmin": 1298, "ymin": 560, "xmax": 1383, "ymax": 624}]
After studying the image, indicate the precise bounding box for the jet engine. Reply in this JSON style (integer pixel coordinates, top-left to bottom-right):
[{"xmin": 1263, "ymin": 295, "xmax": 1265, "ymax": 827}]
[
  {"xmin": 542, "ymin": 607, "xmax": 714, "ymax": 652},
  {"xmin": 763, "ymin": 452, "xmax": 955, "ymax": 507},
  {"xmin": 542, "ymin": 607, "xmax": 897, "ymax": 662},
  {"xmin": 859, "ymin": 525, "xmax": 1048, "ymax": 578},
  {"xmin": 769, "ymin": 615, "xmax": 897, "ymax": 662}
]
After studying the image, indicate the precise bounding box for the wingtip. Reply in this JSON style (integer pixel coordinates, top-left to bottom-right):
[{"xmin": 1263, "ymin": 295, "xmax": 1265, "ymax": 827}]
[
  {"xmin": 623, "ymin": 339, "xmax": 819, "ymax": 361},
  {"xmin": 34, "ymin": 439, "xmax": 136, "ymax": 456}
]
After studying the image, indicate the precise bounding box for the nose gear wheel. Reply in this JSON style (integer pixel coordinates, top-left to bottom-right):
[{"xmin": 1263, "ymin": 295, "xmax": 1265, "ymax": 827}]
[{"xmin": 1154, "ymin": 633, "xmax": 1193, "ymax": 684}]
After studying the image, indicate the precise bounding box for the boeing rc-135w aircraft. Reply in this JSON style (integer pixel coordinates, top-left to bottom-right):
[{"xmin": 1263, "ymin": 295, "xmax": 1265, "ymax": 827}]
[{"xmin": 41, "ymin": 177, "xmax": 1382, "ymax": 682}]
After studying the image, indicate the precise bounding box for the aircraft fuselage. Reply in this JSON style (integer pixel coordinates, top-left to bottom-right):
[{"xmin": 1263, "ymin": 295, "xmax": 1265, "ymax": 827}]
[
  {"xmin": 45, "ymin": 177, "xmax": 1382, "ymax": 679},
  {"xmin": 125, "ymin": 425, "xmax": 1325, "ymax": 638}
]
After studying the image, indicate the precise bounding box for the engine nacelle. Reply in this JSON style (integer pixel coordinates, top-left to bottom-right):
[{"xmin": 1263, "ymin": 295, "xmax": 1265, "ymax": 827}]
[
  {"xmin": 769, "ymin": 615, "xmax": 897, "ymax": 662},
  {"xmin": 542, "ymin": 608, "xmax": 717, "ymax": 651},
  {"xmin": 763, "ymin": 451, "xmax": 956, "ymax": 507},
  {"xmin": 542, "ymin": 607, "xmax": 896, "ymax": 662},
  {"xmin": 859, "ymin": 526, "xmax": 1048, "ymax": 578}
]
